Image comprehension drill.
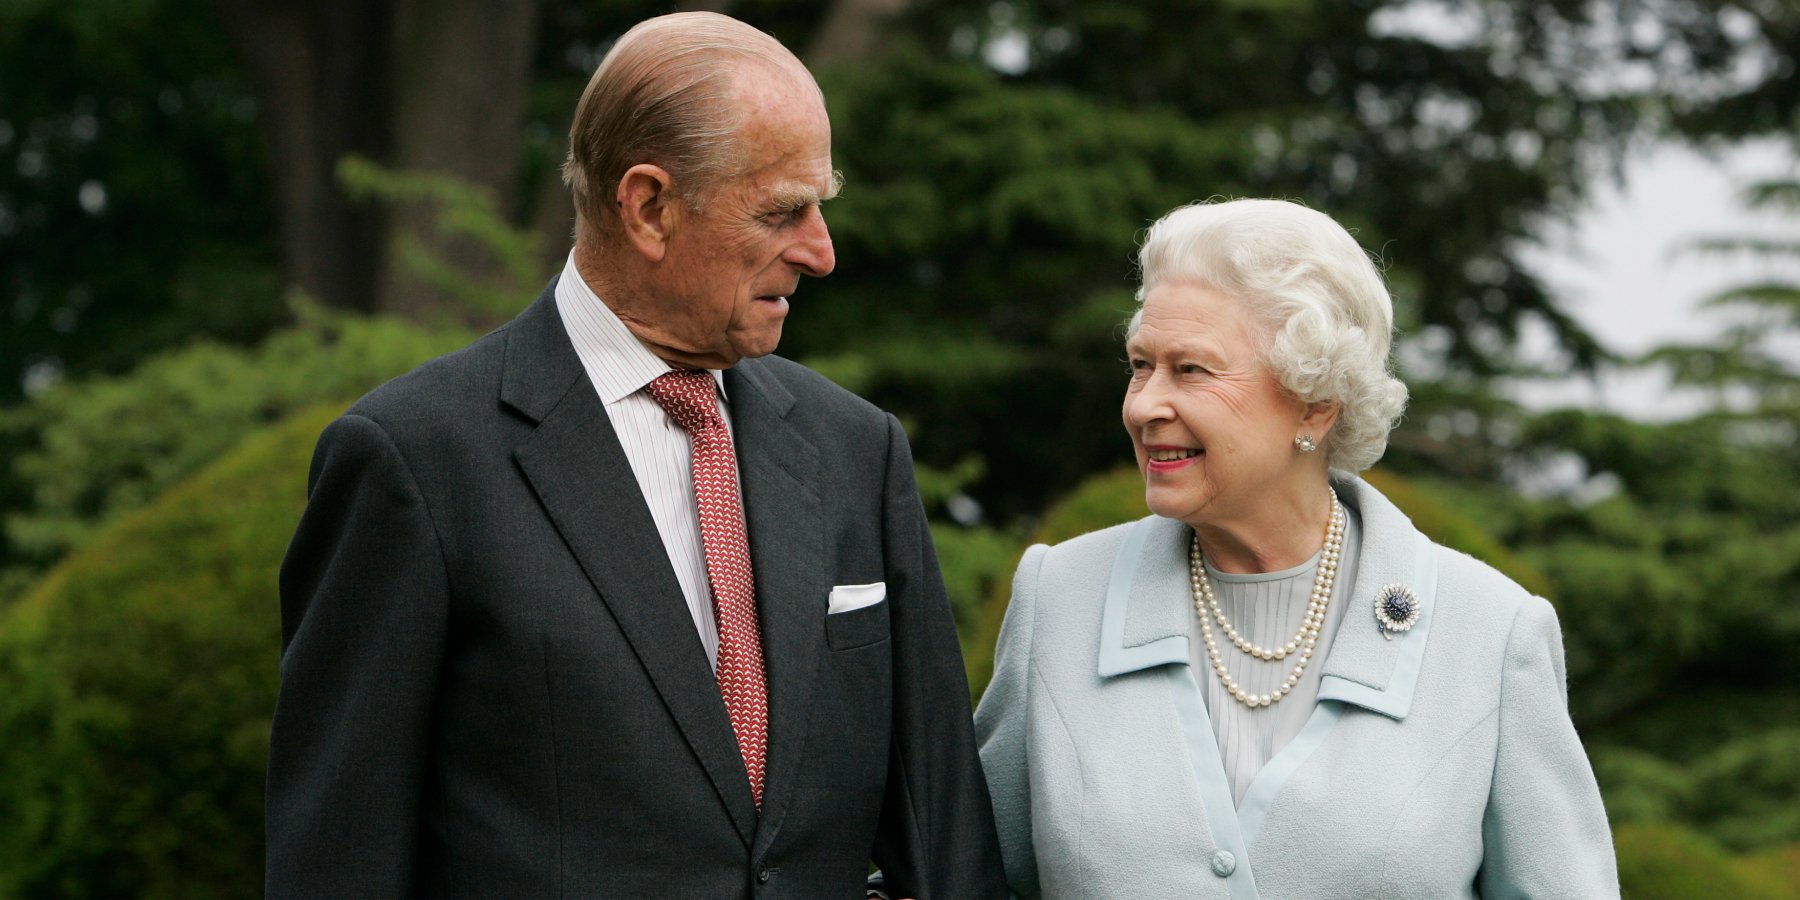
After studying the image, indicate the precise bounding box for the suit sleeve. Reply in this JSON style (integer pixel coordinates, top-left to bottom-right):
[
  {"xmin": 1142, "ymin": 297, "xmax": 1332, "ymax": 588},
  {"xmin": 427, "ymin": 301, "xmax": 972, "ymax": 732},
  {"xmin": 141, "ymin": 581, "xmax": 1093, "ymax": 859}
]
[
  {"xmin": 265, "ymin": 413, "xmax": 448, "ymax": 897},
  {"xmin": 869, "ymin": 413, "xmax": 1009, "ymax": 900},
  {"xmin": 1476, "ymin": 595, "xmax": 1620, "ymax": 899},
  {"xmin": 973, "ymin": 544, "xmax": 1047, "ymax": 899}
]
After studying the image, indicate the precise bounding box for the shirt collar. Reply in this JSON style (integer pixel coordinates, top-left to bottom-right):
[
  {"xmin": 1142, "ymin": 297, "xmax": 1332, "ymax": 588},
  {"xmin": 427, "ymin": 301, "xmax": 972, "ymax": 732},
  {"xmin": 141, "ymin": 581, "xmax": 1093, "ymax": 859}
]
[{"xmin": 553, "ymin": 252, "xmax": 729, "ymax": 406}]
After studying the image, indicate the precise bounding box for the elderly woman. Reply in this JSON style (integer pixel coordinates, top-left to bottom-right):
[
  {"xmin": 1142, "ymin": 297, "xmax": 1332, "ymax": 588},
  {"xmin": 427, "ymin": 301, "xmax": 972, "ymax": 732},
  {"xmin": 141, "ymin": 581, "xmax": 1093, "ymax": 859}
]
[{"xmin": 975, "ymin": 199, "xmax": 1618, "ymax": 898}]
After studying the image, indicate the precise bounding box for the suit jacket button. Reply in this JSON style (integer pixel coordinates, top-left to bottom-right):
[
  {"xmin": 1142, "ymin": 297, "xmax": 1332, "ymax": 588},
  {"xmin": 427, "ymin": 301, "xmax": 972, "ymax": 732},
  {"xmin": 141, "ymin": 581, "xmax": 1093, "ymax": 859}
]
[
  {"xmin": 1210, "ymin": 850, "xmax": 1236, "ymax": 877},
  {"xmin": 757, "ymin": 863, "xmax": 771, "ymax": 884}
]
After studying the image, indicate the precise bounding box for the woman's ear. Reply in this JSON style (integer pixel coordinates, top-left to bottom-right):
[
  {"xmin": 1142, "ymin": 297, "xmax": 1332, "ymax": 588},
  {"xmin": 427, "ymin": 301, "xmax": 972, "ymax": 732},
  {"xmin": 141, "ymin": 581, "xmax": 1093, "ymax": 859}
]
[
  {"xmin": 1300, "ymin": 399, "xmax": 1341, "ymax": 444},
  {"xmin": 616, "ymin": 164, "xmax": 676, "ymax": 263}
]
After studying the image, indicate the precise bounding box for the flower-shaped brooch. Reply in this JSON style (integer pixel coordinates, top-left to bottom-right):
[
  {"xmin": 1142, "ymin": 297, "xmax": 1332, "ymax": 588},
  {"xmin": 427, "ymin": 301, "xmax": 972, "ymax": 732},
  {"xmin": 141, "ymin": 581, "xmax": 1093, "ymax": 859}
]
[{"xmin": 1374, "ymin": 583, "xmax": 1421, "ymax": 640}]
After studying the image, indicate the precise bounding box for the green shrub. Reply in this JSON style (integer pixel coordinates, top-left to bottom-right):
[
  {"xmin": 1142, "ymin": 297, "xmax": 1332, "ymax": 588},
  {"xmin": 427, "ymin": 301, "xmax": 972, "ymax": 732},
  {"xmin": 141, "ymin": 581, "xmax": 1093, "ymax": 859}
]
[
  {"xmin": 1615, "ymin": 823, "xmax": 1799, "ymax": 899},
  {"xmin": 0, "ymin": 304, "xmax": 468, "ymax": 602},
  {"xmin": 0, "ymin": 404, "xmax": 338, "ymax": 898},
  {"xmin": 1595, "ymin": 717, "xmax": 1800, "ymax": 854},
  {"xmin": 1031, "ymin": 466, "xmax": 1147, "ymax": 548}
]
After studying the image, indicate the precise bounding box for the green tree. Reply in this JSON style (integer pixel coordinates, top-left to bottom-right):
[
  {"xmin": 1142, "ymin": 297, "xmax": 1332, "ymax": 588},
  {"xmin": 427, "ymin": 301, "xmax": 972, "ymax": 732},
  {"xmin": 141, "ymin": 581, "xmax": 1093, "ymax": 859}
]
[
  {"xmin": 0, "ymin": 405, "xmax": 338, "ymax": 898},
  {"xmin": 1431, "ymin": 170, "xmax": 1800, "ymax": 852}
]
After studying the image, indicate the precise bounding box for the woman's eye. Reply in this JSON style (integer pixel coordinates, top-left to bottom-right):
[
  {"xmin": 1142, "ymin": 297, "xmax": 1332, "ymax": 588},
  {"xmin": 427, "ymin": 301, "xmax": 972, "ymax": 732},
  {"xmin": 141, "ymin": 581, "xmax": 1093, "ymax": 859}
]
[{"xmin": 1179, "ymin": 364, "xmax": 1208, "ymax": 376}]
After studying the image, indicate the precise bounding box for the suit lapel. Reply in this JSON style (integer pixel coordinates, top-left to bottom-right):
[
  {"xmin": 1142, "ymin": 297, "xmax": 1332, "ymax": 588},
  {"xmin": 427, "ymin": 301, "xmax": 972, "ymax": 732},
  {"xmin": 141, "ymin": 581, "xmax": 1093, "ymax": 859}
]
[
  {"xmin": 725, "ymin": 360, "xmax": 826, "ymax": 850},
  {"xmin": 503, "ymin": 289, "xmax": 759, "ymax": 846}
]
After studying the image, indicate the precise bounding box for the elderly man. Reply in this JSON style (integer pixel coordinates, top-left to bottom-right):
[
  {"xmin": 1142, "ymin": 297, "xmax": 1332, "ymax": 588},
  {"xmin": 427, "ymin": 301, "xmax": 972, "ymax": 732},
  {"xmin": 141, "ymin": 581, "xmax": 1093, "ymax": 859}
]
[{"xmin": 265, "ymin": 13, "xmax": 1005, "ymax": 898}]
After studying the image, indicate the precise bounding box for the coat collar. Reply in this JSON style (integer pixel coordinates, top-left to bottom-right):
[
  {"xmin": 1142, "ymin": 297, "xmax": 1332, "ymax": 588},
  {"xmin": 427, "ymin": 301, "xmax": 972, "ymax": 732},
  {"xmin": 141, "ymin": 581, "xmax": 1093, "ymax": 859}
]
[{"xmin": 1095, "ymin": 475, "xmax": 1438, "ymax": 720}]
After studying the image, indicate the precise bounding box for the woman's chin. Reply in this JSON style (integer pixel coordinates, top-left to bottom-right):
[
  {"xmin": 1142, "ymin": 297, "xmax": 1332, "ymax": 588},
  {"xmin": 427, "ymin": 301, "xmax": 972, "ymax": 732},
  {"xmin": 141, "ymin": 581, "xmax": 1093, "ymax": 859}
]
[{"xmin": 1143, "ymin": 486, "xmax": 1204, "ymax": 525}]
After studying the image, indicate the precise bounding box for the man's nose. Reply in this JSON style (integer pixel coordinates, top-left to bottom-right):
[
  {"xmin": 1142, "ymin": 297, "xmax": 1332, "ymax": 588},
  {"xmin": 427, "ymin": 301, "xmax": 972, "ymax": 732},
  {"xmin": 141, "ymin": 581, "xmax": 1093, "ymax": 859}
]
[{"xmin": 788, "ymin": 207, "xmax": 835, "ymax": 278}]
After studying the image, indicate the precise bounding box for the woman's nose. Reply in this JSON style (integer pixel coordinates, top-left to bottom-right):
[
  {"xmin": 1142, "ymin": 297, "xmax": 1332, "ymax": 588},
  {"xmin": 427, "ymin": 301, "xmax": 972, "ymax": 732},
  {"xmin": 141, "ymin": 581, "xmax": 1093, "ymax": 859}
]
[{"xmin": 1123, "ymin": 372, "xmax": 1172, "ymax": 427}]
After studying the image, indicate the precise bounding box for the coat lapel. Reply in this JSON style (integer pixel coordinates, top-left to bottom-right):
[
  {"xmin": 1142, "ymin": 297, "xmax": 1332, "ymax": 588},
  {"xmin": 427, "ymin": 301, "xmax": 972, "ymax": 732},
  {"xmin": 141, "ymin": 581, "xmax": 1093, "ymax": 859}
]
[
  {"xmin": 1096, "ymin": 517, "xmax": 1260, "ymax": 899},
  {"xmin": 503, "ymin": 289, "xmax": 759, "ymax": 846},
  {"xmin": 1316, "ymin": 475, "xmax": 1438, "ymax": 720},
  {"xmin": 1095, "ymin": 515, "xmax": 1190, "ymax": 676},
  {"xmin": 725, "ymin": 360, "xmax": 826, "ymax": 852}
]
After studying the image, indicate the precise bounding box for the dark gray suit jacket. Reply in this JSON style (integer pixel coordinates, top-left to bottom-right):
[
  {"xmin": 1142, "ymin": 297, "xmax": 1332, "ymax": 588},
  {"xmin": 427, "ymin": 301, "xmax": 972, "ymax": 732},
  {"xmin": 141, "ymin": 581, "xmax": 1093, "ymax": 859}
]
[{"xmin": 266, "ymin": 281, "xmax": 1006, "ymax": 898}]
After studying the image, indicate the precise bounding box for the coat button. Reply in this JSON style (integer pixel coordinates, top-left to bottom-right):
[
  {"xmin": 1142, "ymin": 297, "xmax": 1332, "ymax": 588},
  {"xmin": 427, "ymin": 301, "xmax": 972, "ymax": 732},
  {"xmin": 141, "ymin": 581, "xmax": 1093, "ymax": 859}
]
[
  {"xmin": 1210, "ymin": 850, "xmax": 1236, "ymax": 877},
  {"xmin": 757, "ymin": 863, "xmax": 771, "ymax": 884}
]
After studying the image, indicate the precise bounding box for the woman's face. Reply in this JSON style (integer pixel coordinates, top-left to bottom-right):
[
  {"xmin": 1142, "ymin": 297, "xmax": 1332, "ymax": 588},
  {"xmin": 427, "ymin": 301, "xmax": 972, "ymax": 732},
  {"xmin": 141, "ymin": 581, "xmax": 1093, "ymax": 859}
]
[{"xmin": 1122, "ymin": 282, "xmax": 1312, "ymax": 530}]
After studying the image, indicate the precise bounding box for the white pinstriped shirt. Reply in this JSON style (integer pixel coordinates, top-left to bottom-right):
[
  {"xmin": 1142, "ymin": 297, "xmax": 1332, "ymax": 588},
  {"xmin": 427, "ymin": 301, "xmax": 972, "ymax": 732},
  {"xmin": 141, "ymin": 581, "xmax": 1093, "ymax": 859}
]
[{"xmin": 553, "ymin": 253, "xmax": 735, "ymax": 668}]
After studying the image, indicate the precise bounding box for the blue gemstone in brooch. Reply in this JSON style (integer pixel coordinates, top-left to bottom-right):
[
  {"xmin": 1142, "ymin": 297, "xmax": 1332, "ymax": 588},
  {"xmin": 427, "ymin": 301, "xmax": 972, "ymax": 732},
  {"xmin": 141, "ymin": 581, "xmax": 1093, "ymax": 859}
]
[{"xmin": 1374, "ymin": 583, "xmax": 1421, "ymax": 640}]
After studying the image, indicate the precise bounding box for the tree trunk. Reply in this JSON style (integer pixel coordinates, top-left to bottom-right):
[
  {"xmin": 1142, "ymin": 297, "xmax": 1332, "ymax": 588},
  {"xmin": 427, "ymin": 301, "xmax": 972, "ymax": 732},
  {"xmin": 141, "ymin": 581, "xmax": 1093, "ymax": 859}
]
[
  {"xmin": 217, "ymin": 0, "xmax": 392, "ymax": 313},
  {"xmin": 378, "ymin": 0, "xmax": 541, "ymax": 322},
  {"xmin": 219, "ymin": 0, "xmax": 540, "ymax": 321}
]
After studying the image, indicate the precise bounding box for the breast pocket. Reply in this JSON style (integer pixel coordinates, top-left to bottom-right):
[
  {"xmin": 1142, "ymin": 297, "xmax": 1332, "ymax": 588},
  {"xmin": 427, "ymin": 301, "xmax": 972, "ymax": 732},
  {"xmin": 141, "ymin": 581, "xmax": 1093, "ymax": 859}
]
[{"xmin": 825, "ymin": 598, "xmax": 890, "ymax": 651}]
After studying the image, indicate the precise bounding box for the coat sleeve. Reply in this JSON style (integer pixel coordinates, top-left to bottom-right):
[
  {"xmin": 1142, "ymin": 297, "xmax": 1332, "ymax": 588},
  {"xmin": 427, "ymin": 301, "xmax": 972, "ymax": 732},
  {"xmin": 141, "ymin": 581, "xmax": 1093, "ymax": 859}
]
[
  {"xmin": 1476, "ymin": 595, "xmax": 1620, "ymax": 899},
  {"xmin": 265, "ymin": 413, "xmax": 449, "ymax": 897},
  {"xmin": 868, "ymin": 413, "xmax": 1010, "ymax": 900},
  {"xmin": 973, "ymin": 543, "xmax": 1048, "ymax": 899}
]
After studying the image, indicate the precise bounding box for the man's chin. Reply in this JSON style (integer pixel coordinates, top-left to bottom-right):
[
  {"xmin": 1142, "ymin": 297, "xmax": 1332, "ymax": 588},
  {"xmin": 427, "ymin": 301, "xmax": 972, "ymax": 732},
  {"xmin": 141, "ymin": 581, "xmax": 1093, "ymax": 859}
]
[{"xmin": 728, "ymin": 327, "xmax": 786, "ymax": 363}]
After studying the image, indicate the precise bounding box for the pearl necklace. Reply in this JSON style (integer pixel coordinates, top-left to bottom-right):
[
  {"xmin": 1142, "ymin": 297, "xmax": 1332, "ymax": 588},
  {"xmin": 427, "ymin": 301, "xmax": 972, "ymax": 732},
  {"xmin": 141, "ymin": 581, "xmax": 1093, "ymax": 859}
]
[{"xmin": 1190, "ymin": 490, "xmax": 1345, "ymax": 709}]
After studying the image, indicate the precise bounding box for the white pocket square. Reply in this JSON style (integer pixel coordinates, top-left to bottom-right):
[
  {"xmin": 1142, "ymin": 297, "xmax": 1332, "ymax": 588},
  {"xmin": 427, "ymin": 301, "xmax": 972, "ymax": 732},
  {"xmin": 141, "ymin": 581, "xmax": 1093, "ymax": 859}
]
[{"xmin": 828, "ymin": 582, "xmax": 886, "ymax": 615}]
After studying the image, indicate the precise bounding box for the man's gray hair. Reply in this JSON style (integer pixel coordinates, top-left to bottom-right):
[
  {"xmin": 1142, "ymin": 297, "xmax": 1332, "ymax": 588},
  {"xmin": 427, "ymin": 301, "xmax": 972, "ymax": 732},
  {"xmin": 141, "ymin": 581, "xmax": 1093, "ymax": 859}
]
[
  {"xmin": 1129, "ymin": 198, "xmax": 1409, "ymax": 473},
  {"xmin": 562, "ymin": 12, "xmax": 813, "ymax": 241}
]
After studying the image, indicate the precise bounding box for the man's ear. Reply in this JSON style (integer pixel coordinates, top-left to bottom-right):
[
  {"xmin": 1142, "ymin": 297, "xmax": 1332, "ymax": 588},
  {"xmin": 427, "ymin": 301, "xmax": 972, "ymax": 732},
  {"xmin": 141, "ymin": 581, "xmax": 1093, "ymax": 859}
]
[{"xmin": 616, "ymin": 164, "xmax": 677, "ymax": 262}]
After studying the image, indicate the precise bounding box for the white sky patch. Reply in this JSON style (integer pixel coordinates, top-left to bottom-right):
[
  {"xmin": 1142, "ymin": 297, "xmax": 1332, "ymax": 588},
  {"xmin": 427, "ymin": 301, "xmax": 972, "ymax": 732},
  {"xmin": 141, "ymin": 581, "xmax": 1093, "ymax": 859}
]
[{"xmin": 1513, "ymin": 137, "xmax": 1800, "ymax": 419}]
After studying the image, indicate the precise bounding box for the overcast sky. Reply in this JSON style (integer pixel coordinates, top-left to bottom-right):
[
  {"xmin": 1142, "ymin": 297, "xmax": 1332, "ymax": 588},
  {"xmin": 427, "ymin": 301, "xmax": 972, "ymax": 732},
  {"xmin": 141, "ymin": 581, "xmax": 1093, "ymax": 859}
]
[{"xmin": 1513, "ymin": 137, "xmax": 1800, "ymax": 419}]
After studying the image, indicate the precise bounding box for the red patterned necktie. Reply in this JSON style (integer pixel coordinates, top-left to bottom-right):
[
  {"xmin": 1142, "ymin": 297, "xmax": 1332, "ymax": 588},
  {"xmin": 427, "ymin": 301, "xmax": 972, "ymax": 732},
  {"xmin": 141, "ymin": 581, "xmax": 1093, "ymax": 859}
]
[{"xmin": 644, "ymin": 369, "xmax": 769, "ymax": 809}]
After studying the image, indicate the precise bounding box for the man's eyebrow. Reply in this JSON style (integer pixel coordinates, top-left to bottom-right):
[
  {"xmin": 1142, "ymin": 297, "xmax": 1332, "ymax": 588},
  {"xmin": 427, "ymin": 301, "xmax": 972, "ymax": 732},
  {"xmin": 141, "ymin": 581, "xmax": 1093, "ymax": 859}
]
[
  {"xmin": 769, "ymin": 185, "xmax": 818, "ymax": 210},
  {"xmin": 771, "ymin": 171, "xmax": 844, "ymax": 210}
]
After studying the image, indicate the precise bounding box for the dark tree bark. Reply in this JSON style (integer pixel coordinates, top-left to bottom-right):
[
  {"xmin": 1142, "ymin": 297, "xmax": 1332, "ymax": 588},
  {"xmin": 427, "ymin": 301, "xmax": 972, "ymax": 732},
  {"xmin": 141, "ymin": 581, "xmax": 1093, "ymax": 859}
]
[
  {"xmin": 218, "ymin": 0, "xmax": 393, "ymax": 313},
  {"xmin": 379, "ymin": 0, "xmax": 540, "ymax": 320},
  {"xmin": 217, "ymin": 0, "xmax": 540, "ymax": 319}
]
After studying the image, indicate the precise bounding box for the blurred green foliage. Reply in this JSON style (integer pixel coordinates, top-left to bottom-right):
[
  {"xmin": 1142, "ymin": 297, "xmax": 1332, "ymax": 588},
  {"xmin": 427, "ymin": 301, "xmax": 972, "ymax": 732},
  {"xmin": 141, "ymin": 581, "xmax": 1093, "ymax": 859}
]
[
  {"xmin": 0, "ymin": 302, "xmax": 471, "ymax": 607},
  {"xmin": 337, "ymin": 155, "xmax": 546, "ymax": 322},
  {"xmin": 0, "ymin": 0, "xmax": 281, "ymax": 405},
  {"xmin": 0, "ymin": 404, "xmax": 338, "ymax": 898},
  {"xmin": 1614, "ymin": 823, "xmax": 1799, "ymax": 899},
  {"xmin": 2, "ymin": 0, "xmax": 1799, "ymax": 896}
]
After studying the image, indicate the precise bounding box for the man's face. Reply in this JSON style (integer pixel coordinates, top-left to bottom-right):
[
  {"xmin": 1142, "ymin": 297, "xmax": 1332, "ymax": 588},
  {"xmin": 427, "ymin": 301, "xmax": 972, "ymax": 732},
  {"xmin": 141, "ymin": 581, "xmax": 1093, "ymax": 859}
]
[{"xmin": 640, "ymin": 69, "xmax": 837, "ymax": 369}]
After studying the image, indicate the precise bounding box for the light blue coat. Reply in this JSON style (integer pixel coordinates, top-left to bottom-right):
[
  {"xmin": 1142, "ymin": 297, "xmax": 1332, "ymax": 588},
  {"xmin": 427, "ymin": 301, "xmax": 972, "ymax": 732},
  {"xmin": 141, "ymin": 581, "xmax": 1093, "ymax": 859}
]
[{"xmin": 974, "ymin": 476, "xmax": 1619, "ymax": 899}]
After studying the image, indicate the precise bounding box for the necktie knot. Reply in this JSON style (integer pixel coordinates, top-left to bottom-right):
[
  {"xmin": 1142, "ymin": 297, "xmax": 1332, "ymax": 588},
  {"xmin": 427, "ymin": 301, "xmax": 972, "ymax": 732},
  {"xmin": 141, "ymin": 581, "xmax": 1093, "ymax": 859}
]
[{"xmin": 645, "ymin": 369, "xmax": 723, "ymax": 435}]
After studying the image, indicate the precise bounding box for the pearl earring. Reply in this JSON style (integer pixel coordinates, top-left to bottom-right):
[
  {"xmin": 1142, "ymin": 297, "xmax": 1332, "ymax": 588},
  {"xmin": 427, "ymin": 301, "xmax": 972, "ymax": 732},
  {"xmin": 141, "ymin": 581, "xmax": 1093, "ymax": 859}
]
[{"xmin": 1295, "ymin": 434, "xmax": 1317, "ymax": 453}]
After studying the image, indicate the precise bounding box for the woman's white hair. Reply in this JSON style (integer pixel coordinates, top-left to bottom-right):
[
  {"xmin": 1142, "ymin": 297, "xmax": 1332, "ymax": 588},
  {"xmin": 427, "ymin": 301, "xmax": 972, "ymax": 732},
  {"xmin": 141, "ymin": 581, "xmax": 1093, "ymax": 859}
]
[{"xmin": 1130, "ymin": 198, "xmax": 1408, "ymax": 473}]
